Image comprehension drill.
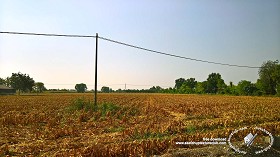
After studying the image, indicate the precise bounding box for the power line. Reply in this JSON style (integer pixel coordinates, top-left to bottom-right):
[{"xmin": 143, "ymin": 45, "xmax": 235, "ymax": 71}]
[
  {"xmin": 0, "ymin": 31, "xmax": 96, "ymax": 38},
  {"xmin": 0, "ymin": 31, "xmax": 261, "ymax": 68},
  {"xmin": 98, "ymin": 36, "xmax": 261, "ymax": 69},
  {"xmin": 45, "ymin": 83, "xmax": 170, "ymax": 87}
]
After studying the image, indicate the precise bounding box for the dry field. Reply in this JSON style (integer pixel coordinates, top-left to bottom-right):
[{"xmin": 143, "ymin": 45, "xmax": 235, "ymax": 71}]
[{"xmin": 0, "ymin": 93, "xmax": 280, "ymax": 156}]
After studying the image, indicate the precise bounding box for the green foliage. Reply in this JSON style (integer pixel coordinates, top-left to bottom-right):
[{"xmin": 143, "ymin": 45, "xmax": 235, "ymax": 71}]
[
  {"xmin": 68, "ymin": 97, "xmax": 94, "ymax": 111},
  {"xmin": 104, "ymin": 126, "xmax": 125, "ymax": 133},
  {"xmin": 225, "ymin": 82, "xmax": 238, "ymax": 95},
  {"xmin": 33, "ymin": 82, "xmax": 46, "ymax": 93},
  {"xmin": 175, "ymin": 78, "xmax": 185, "ymax": 89},
  {"xmin": 101, "ymin": 86, "xmax": 110, "ymax": 93},
  {"xmin": 195, "ymin": 82, "xmax": 205, "ymax": 94},
  {"xmin": 258, "ymin": 60, "xmax": 280, "ymax": 95},
  {"xmin": 67, "ymin": 98, "xmax": 139, "ymax": 121},
  {"xmin": 185, "ymin": 125, "xmax": 196, "ymax": 134},
  {"xmin": 175, "ymin": 77, "xmax": 197, "ymax": 94},
  {"xmin": 100, "ymin": 102, "xmax": 121, "ymax": 116},
  {"xmin": 185, "ymin": 78, "xmax": 197, "ymax": 90},
  {"xmin": 206, "ymin": 73, "xmax": 225, "ymax": 94},
  {"xmin": 131, "ymin": 131, "xmax": 168, "ymax": 140},
  {"xmin": 68, "ymin": 98, "xmax": 121, "ymax": 113},
  {"xmin": 149, "ymin": 86, "xmax": 162, "ymax": 93},
  {"xmin": 237, "ymin": 80, "xmax": 258, "ymax": 96},
  {"xmin": 277, "ymin": 84, "xmax": 280, "ymax": 96},
  {"xmin": 179, "ymin": 83, "xmax": 192, "ymax": 94},
  {"xmin": 75, "ymin": 83, "xmax": 87, "ymax": 93},
  {"xmin": 9, "ymin": 72, "xmax": 35, "ymax": 94},
  {"xmin": 0, "ymin": 77, "xmax": 5, "ymax": 85}
]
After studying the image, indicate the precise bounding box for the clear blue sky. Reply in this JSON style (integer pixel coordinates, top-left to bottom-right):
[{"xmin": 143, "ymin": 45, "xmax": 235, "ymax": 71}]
[{"xmin": 0, "ymin": 0, "xmax": 279, "ymax": 90}]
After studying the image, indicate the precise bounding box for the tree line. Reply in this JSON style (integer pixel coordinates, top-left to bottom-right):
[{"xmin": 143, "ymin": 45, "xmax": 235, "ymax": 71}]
[
  {"xmin": 1, "ymin": 60, "xmax": 279, "ymax": 96},
  {"xmin": 0, "ymin": 72, "xmax": 46, "ymax": 95},
  {"xmin": 105, "ymin": 60, "xmax": 280, "ymax": 96}
]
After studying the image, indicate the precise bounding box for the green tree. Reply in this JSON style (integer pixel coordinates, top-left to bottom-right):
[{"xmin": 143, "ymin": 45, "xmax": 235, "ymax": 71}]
[
  {"xmin": 185, "ymin": 78, "xmax": 197, "ymax": 92},
  {"xmin": 217, "ymin": 79, "xmax": 227, "ymax": 94},
  {"xmin": 149, "ymin": 86, "xmax": 162, "ymax": 93},
  {"xmin": 179, "ymin": 83, "xmax": 192, "ymax": 94},
  {"xmin": 9, "ymin": 72, "xmax": 35, "ymax": 95},
  {"xmin": 4, "ymin": 77, "xmax": 11, "ymax": 87},
  {"xmin": 75, "ymin": 83, "xmax": 87, "ymax": 93},
  {"xmin": 237, "ymin": 80, "xmax": 258, "ymax": 96},
  {"xmin": 0, "ymin": 77, "xmax": 5, "ymax": 85},
  {"xmin": 225, "ymin": 82, "xmax": 238, "ymax": 95},
  {"xmin": 101, "ymin": 86, "xmax": 110, "ymax": 93},
  {"xmin": 195, "ymin": 82, "xmax": 206, "ymax": 94},
  {"xmin": 33, "ymin": 82, "xmax": 47, "ymax": 93},
  {"xmin": 206, "ymin": 73, "xmax": 225, "ymax": 94},
  {"xmin": 163, "ymin": 87, "xmax": 175, "ymax": 93},
  {"xmin": 175, "ymin": 78, "xmax": 186, "ymax": 89},
  {"xmin": 258, "ymin": 60, "xmax": 280, "ymax": 95}
]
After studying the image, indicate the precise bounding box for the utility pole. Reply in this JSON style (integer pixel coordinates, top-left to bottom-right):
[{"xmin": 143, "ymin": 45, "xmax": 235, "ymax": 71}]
[
  {"xmin": 125, "ymin": 83, "xmax": 126, "ymax": 90},
  {"xmin": 94, "ymin": 33, "xmax": 98, "ymax": 109}
]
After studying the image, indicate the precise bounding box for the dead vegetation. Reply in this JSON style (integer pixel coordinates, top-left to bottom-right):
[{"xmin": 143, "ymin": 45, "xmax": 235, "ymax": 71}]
[{"xmin": 0, "ymin": 94, "xmax": 279, "ymax": 156}]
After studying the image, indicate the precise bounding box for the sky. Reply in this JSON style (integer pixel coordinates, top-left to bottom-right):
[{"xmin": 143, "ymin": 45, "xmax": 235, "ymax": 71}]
[{"xmin": 0, "ymin": 0, "xmax": 280, "ymax": 90}]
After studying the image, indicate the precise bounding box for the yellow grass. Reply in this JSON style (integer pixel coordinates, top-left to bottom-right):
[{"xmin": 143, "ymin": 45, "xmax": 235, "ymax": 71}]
[{"xmin": 0, "ymin": 93, "xmax": 279, "ymax": 156}]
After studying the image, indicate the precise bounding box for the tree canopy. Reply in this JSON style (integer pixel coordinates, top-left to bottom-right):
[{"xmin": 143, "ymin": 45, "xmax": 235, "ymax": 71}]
[
  {"xmin": 33, "ymin": 82, "xmax": 47, "ymax": 93},
  {"xmin": 9, "ymin": 72, "xmax": 35, "ymax": 94},
  {"xmin": 75, "ymin": 83, "xmax": 87, "ymax": 93},
  {"xmin": 258, "ymin": 60, "xmax": 280, "ymax": 95},
  {"xmin": 205, "ymin": 73, "xmax": 226, "ymax": 94}
]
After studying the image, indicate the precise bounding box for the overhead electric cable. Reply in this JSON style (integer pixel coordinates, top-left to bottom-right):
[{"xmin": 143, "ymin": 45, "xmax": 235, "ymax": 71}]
[
  {"xmin": 98, "ymin": 36, "xmax": 261, "ymax": 68},
  {"xmin": 0, "ymin": 31, "xmax": 96, "ymax": 38},
  {"xmin": 0, "ymin": 31, "xmax": 261, "ymax": 68}
]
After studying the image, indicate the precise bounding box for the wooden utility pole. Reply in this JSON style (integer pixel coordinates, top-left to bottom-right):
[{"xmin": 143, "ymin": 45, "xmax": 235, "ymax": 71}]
[{"xmin": 94, "ymin": 33, "xmax": 98, "ymax": 109}]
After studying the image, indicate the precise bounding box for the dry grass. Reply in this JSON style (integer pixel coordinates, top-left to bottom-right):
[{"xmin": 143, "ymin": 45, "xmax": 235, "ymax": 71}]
[{"xmin": 0, "ymin": 93, "xmax": 279, "ymax": 156}]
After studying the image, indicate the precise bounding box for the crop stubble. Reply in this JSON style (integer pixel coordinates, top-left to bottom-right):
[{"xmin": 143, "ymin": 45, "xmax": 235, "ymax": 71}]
[{"xmin": 0, "ymin": 93, "xmax": 279, "ymax": 156}]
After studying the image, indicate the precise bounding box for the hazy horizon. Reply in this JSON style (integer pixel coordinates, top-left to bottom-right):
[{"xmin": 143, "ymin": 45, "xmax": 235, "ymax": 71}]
[{"xmin": 1, "ymin": 0, "xmax": 280, "ymax": 90}]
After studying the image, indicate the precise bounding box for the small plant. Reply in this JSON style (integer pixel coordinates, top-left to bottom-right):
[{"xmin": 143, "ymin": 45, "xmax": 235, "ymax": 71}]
[
  {"xmin": 101, "ymin": 102, "xmax": 121, "ymax": 117},
  {"xmin": 66, "ymin": 98, "xmax": 139, "ymax": 122},
  {"xmin": 185, "ymin": 125, "xmax": 196, "ymax": 134},
  {"xmin": 67, "ymin": 97, "xmax": 94, "ymax": 112},
  {"xmin": 104, "ymin": 126, "xmax": 125, "ymax": 133},
  {"xmin": 131, "ymin": 131, "xmax": 168, "ymax": 140}
]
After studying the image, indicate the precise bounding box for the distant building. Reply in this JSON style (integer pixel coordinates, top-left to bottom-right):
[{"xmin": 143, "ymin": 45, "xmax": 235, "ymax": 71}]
[{"xmin": 0, "ymin": 84, "xmax": 16, "ymax": 95}]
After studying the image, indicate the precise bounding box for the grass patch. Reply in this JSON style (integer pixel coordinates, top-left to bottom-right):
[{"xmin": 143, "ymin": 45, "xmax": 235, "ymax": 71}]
[
  {"xmin": 184, "ymin": 125, "xmax": 196, "ymax": 134},
  {"xmin": 131, "ymin": 131, "xmax": 169, "ymax": 140},
  {"xmin": 104, "ymin": 126, "xmax": 125, "ymax": 133},
  {"xmin": 100, "ymin": 102, "xmax": 121, "ymax": 117},
  {"xmin": 67, "ymin": 97, "xmax": 121, "ymax": 113},
  {"xmin": 66, "ymin": 97, "xmax": 140, "ymax": 121},
  {"xmin": 67, "ymin": 97, "xmax": 95, "ymax": 112}
]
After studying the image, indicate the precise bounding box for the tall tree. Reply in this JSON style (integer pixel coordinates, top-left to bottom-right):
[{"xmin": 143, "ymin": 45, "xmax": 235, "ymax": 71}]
[
  {"xmin": 0, "ymin": 77, "xmax": 5, "ymax": 85},
  {"xmin": 179, "ymin": 83, "xmax": 192, "ymax": 94},
  {"xmin": 101, "ymin": 86, "xmax": 110, "ymax": 93},
  {"xmin": 258, "ymin": 60, "xmax": 280, "ymax": 95},
  {"xmin": 33, "ymin": 82, "xmax": 46, "ymax": 93},
  {"xmin": 237, "ymin": 80, "xmax": 258, "ymax": 96},
  {"xmin": 9, "ymin": 72, "xmax": 35, "ymax": 94},
  {"xmin": 206, "ymin": 73, "xmax": 225, "ymax": 94},
  {"xmin": 75, "ymin": 83, "xmax": 87, "ymax": 93},
  {"xmin": 225, "ymin": 81, "xmax": 238, "ymax": 95},
  {"xmin": 185, "ymin": 78, "xmax": 197, "ymax": 91},
  {"xmin": 175, "ymin": 78, "xmax": 186, "ymax": 89},
  {"xmin": 195, "ymin": 82, "xmax": 206, "ymax": 94}
]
